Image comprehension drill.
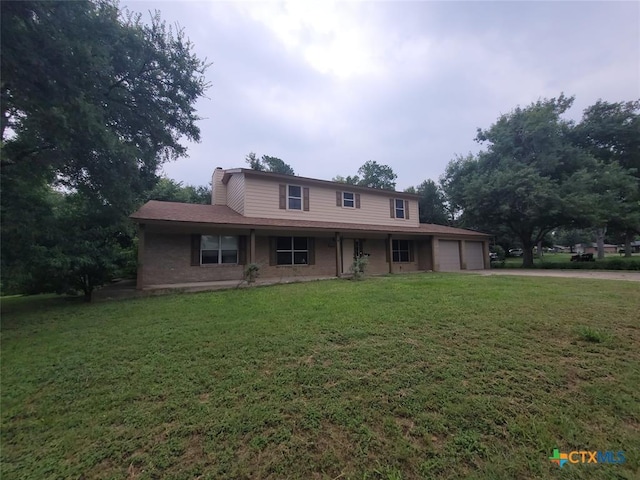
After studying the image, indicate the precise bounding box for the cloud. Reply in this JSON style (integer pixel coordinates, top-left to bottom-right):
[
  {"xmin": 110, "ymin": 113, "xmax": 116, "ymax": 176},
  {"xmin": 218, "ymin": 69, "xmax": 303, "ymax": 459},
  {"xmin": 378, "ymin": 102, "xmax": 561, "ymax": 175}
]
[{"xmin": 122, "ymin": 0, "xmax": 639, "ymax": 190}]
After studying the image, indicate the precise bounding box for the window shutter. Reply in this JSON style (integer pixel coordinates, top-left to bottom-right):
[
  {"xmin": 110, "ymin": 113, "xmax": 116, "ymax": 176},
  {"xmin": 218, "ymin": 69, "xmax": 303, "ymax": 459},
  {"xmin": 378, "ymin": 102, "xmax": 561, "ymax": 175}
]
[
  {"xmin": 269, "ymin": 237, "xmax": 277, "ymax": 266},
  {"xmin": 390, "ymin": 198, "xmax": 395, "ymax": 218},
  {"xmin": 191, "ymin": 234, "xmax": 201, "ymax": 266},
  {"xmin": 279, "ymin": 184, "xmax": 286, "ymax": 209},
  {"xmin": 405, "ymin": 200, "xmax": 410, "ymax": 220},
  {"xmin": 386, "ymin": 239, "xmax": 391, "ymax": 263},
  {"xmin": 355, "ymin": 193, "xmax": 361, "ymax": 209},
  {"xmin": 336, "ymin": 191, "xmax": 342, "ymax": 207},
  {"xmin": 303, "ymin": 187, "xmax": 310, "ymax": 211},
  {"xmin": 238, "ymin": 236, "xmax": 247, "ymax": 265},
  {"xmin": 308, "ymin": 237, "xmax": 315, "ymax": 265},
  {"xmin": 409, "ymin": 241, "xmax": 415, "ymax": 262}
]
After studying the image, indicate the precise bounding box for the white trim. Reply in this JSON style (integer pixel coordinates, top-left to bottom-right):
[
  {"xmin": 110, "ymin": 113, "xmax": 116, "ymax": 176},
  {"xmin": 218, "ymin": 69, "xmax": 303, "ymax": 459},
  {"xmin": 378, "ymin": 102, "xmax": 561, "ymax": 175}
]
[
  {"xmin": 394, "ymin": 198, "xmax": 405, "ymax": 219},
  {"xmin": 287, "ymin": 184, "xmax": 302, "ymax": 210},
  {"xmin": 342, "ymin": 191, "xmax": 355, "ymax": 208}
]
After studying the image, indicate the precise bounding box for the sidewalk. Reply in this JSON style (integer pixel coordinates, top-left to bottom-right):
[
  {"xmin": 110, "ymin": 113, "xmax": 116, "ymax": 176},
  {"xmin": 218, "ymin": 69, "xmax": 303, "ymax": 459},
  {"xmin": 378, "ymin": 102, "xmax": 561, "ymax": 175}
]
[{"xmin": 93, "ymin": 275, "xmax": 338, "ymax": 301}]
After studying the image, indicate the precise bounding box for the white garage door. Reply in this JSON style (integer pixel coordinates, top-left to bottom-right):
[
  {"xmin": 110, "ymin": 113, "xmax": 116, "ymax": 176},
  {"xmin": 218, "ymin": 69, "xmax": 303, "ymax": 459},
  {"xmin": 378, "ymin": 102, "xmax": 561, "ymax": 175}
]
[
  {"xmin": 439, "ymin": 240, "xmax": 461, "ymax": 271},
  {"xmin": 465, "ymin": 241, "xmax": 485, "ymax": 270}
]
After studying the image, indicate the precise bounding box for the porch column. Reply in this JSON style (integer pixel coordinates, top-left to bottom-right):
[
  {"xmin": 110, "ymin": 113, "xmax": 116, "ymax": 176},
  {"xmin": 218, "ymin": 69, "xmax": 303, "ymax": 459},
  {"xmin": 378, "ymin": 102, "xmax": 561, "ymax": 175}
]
[
  {"xmin": 459, "ymin": 240, "xmax": 467, "ymax": 270},
  {"xmin": 250, "ymin": 229, "xmax": 256, "ymax": 263},
  {"xmin": 136, "ymin": 224, "xmax": 145, "ymax": 290},
  {"xmin": 335, "ymin": 232, "xmax": 341, "ymax": 277},
  {"xmin": 432, "ymin": 237, "xmax": 440, "ymax": 272},
  {"xmin": 387, "ymin": 234, "xmax": 393, "ymax": 274}
]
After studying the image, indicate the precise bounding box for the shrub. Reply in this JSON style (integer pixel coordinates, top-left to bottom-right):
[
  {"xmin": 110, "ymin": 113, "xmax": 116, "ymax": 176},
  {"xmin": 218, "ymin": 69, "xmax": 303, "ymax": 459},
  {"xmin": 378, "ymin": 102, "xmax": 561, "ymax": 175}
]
[
  {"xmin": 350, "ymin": 255, "xmax": 369, "ymax": 280},
  {"xmin": 243, "ymin": 263, "xmax": 260, "ymax": 284}
]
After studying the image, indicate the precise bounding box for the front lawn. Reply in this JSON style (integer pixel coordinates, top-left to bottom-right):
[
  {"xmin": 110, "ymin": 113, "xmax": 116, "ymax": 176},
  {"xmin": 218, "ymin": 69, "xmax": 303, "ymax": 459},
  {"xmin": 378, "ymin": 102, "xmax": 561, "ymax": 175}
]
[
  {"xmin": 500, "ymin": 253, "xmax": 640, "ymax": 270},
  {"xmin": 2, "ymin": 274, "xmax": 639, "ymax": 479}
]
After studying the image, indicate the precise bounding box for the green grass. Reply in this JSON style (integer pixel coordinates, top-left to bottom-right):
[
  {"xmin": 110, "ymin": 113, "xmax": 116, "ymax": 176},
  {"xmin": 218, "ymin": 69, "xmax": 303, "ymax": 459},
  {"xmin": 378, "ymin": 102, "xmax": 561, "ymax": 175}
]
[
  {"xmin": 2, "ymin": 274, "xmax": 639, "ymax": 479},
  {"xmin": 499, "ymin": 253, "xmax": 640, "ymax": 270}
]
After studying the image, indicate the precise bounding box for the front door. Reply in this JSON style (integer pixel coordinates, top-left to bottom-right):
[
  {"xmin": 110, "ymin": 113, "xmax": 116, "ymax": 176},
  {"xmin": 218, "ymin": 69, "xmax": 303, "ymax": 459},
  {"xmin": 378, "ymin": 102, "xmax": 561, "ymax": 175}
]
[{"xmin": 342, "ymin": 238, "xmax": 354, "ymax": 274}]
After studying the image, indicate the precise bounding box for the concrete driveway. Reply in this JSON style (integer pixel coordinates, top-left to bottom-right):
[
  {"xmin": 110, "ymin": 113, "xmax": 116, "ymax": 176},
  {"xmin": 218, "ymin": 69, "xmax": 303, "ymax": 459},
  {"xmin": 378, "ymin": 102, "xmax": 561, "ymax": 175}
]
[{"xmin": 469, "ymin": 269, "xmax": 640, "ymax": 282}]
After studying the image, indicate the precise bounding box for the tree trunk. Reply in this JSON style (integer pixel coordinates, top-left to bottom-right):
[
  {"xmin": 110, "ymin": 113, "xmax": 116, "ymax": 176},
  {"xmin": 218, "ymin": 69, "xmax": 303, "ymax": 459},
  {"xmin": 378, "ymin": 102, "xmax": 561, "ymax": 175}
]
[
  {"xmin": 596, "ymin": 226, "xmax": 606, "ymax": 260},
  {"xmin": 522, "ymin": 241, "xmax": 534, "ymax": 267},
  {"xmin": 537, "ymin": 240, "xmax": 543, "ymax": 258},
  {"xmin": 625, "ymin": 229, "xmax": 633, "ymax": 258}
]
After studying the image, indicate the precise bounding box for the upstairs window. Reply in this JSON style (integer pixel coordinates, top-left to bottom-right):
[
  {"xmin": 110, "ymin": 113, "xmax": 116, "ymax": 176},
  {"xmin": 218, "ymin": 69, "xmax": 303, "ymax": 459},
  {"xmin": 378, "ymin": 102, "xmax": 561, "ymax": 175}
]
[
  {"xmin": 280, "ymin": 184, "xmax": 310, "ymax": 211},
  {"xmin": 390, "ymin": 198, "xmax": 410, "ymax": 219},
  {"xmin": 395, "ymin": 199, "xmax": 405, "ymax": 218},
  {"xmin": 336, "ymin": 191, "xmax": 361, "ymax": 208},
  {"xmin": 343, "ymin": 192, "xmax": 355, "ymax": 208},
  {"xmin": 288, "ymin": 185, "xmax": 302, "ymax": 210}
]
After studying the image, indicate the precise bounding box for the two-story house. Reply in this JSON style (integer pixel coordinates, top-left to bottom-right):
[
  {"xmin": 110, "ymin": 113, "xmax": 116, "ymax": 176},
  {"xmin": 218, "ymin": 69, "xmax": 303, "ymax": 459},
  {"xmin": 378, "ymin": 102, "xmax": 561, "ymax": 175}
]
[{"xmin": 130, "ymin": 167, "xmax": 491, "ymax": 289}]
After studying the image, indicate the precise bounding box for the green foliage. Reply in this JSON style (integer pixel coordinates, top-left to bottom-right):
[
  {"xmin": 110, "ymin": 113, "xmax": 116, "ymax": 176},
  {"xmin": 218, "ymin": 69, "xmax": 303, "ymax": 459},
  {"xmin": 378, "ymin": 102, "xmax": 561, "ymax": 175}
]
[
  {"xmin": 335, "ymin": 161, "xmax": 397, "ymax": 190},
  {"xmin": 245, "ymin": 152, "xmax": 295, "ymax": 175},
  {"xmin": 356, "ymin": 160, "xmax": 397, "ymax": 190},
  {"xmin": 414, "ymin": 179, "xmax": 449, "ymax": 225},
  {"xmin": 146, "ymin": 177, "xmax": 211, "ymax": 204},
  {"xmin": 1, "ymin": 0, "xmax": 209, "ymax": 297},
  {"xmin": 577, "ymin": 326, "xmax": 609, "ymax": 343},
  {"xmin": 441, "ymin": 94, "xmax": 636, "ymax": 268},
  {"xmin": 350, "ymin": 255, "xmax": 369, "ymax": 280},
  {"xmin": 1, "ymin": 0, "xmax": 209, "ymax": 208},
  {"xmin": 243, "ymin": 263, "xmax": 260, "ymax": 284}
]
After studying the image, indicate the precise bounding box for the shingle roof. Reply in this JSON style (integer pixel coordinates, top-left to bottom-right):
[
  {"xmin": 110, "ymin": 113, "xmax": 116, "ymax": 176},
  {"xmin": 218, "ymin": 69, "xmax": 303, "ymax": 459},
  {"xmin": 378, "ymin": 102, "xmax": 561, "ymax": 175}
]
[{"xmin": 130, "ymin": 200, "xmax": 490, "ymax": 237}]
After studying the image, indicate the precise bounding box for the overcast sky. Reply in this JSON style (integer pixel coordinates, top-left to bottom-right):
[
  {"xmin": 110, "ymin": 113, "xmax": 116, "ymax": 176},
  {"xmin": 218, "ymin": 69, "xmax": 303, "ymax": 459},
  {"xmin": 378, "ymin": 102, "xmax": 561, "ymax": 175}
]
[{"xmin": 122, "ymin": 0, "xmax": 639, "ymax": 191}]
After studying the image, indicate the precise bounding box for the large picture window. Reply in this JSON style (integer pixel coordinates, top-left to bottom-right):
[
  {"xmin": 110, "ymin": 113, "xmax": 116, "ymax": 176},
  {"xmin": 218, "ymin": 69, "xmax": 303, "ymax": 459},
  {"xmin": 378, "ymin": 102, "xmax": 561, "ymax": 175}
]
[
  {"xmin": 392, "ymin": 239, "xmax": 411, "ymax": 263},
  {"xmin": 276, "ymin": 237, "xmax": 309, "ymax": 265},
  {"xmin": 201, "ymin": 235, "xmax": 238, "ymax": 264},
  {"xmin": 288, "ymin": 185, "xmax": 302, "ymax": 210}
]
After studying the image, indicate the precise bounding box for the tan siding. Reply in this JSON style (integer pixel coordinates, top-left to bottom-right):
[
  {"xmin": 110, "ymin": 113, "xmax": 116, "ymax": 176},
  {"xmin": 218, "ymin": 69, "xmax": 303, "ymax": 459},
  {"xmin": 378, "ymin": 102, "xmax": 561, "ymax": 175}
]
[
  {"xmin": 226, "ymin": 174, "xmax": 245, "ymax": 215},
  {"xmin": 211, "ymin": 169, "xmax": 227, "ymax": 206},
  {"xmin": 243, "ymin": 176, "xmax": 419, "ymax": 227}
]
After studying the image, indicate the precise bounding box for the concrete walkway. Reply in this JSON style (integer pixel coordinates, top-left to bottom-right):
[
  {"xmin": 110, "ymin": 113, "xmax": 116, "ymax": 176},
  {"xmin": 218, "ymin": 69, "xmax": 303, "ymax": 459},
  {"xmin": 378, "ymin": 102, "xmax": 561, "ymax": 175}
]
[
  {"xmin": 467, "ymin": 269, "xmax": 640, "ymax": 282},
  {"xmin": 93, "ymin": 275, "xmax": 338, "ymax": 301}
]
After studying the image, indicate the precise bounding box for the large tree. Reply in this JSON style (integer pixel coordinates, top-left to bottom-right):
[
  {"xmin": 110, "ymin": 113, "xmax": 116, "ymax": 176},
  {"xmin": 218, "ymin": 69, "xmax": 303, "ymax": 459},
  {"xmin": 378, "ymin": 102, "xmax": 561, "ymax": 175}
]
[
  {"xmin": 573, "ymin": 100, "xmax": 640, "ymax": 256},
  {"xmin": 1, "ymin": 0, "xmax": 209, "ymax": 296},
  {"xmin": 411, "ymin": 179, "xmax": 449, "ymax": 225},
  {"xmin": 146, "ymin": 177, "xmax": 211, "ymax": 204},
  {"xmin": 443, "ymin": 95, "xmax": 596, "ymax": 267},
  {"xmin": 245, "ymin": 152, "xmax": 295, "ymax": 175},
  {"xmin": 335, "ymin": 161, "xmax": 397, "ymax": 190}
]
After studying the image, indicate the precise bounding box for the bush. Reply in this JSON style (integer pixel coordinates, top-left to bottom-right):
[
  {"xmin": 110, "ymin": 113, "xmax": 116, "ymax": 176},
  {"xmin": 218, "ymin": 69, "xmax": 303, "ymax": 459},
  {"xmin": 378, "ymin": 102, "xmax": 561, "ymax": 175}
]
[
  {"xmin": 243, "ymin": 263, "xmax": 260, "ymax": 283},
  {"xmin": 350, "ymin": 255, "xmax": 369, "ymax": 280}
]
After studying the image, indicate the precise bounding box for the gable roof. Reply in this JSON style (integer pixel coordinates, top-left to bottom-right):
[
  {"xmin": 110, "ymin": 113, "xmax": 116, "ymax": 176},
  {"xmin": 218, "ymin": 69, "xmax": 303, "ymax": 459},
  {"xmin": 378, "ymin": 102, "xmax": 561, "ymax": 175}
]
[
  {"xmin": 221, "ymin": 168, "xmax": 420, "ymax": 199},
  {"xmin": 131, "ymin": 200, "xmax": 490, "ymax": 238}
]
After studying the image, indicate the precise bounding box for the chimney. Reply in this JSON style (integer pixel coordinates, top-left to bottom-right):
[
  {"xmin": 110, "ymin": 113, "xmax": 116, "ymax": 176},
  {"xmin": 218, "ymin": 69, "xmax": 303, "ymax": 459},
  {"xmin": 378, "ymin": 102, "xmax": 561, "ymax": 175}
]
[{"xmin": 211, "ymin": 167, "xmax": 227, "ymax": 205}]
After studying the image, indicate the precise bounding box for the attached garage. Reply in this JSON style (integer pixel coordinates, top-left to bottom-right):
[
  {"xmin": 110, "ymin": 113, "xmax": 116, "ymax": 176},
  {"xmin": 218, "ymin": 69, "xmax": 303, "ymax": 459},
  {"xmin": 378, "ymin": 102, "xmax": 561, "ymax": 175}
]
[
  {"xmin": 465, "ymin": 241, "xmax": 485, "ymax": 270},
  {"xmin": 439, "ymin": 240, "xmax": 461, "ymax": 271}
]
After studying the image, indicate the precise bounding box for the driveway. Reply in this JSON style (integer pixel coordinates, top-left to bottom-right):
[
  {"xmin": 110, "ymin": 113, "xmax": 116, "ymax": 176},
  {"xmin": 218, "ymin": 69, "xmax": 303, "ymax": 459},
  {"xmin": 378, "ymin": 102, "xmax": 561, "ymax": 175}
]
[{"xmin": 469, "ymin": 269, "xmax": 640, "ymax": 282}]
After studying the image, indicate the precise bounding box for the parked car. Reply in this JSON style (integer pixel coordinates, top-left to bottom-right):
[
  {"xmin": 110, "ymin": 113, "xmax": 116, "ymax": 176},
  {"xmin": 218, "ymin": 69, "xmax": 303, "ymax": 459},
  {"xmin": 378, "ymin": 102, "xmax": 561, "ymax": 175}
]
[
  {"xmin": 489, "ymin": 252, "xmax": 499, "ymax": 261},
  {"xmin": 508, "ymin": 248, "xmax": 523, "ymax": 257}
]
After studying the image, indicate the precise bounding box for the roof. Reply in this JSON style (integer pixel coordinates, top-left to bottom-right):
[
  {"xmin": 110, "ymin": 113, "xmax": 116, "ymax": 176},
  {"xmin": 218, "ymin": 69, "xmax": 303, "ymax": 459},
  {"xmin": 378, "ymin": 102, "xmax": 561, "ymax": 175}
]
[
  {"xmin": 130, "ymin": 200, "xmax": 490, "ymax": 238},
  {"xmin": 221, "ymin": 168, "xmax": 420, "ymax": 199}
]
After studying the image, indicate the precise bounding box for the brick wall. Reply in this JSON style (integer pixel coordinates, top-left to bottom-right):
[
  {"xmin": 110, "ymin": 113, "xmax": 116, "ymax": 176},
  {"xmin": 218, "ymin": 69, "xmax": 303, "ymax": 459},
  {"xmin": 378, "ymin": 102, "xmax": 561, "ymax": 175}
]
[
  {"xmin": 143, "ymin": 233, "xmax": 244, "ymax": 285},
  {"xmin": 255, "ymin": 235, "xmax": 337, "ymax": 278}
]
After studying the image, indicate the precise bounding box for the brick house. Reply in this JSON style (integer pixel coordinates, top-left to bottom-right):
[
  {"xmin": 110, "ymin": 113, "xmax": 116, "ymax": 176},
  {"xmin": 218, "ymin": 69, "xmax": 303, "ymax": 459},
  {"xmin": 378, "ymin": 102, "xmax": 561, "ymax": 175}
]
[{"xmin": 130, "ymin": 167, "xmax": 491, "ymax": 289}]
